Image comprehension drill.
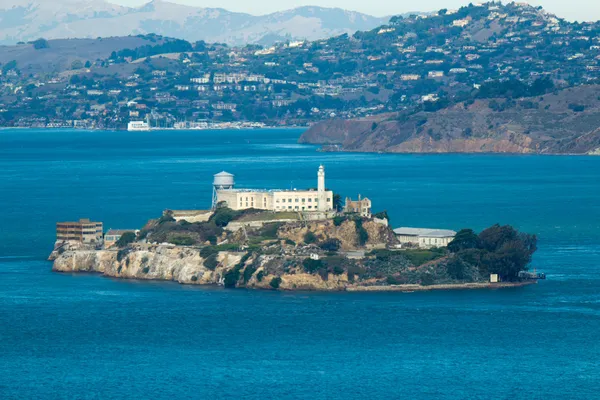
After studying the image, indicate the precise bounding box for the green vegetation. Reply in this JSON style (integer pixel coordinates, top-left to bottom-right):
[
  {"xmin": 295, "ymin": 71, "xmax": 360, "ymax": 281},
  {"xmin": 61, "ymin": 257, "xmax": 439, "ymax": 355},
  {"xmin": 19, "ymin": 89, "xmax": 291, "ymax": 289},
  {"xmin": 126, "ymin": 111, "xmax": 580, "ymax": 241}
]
[
  {"xmin": 31, "ymin": 38, "xmax": 49, "ymax": 50},
  {"xmin": 303, "ymin": 231, "xmax": 317, "ymax": 244},
  {"xmin": 223, "ymin": 252, "xmax": 253, "ymax": 288},
  {"xmin": 115, "ymin": 232, "xmax": 136, "ymax": 248},
  {"xmin": 448, "ymin": 229, "xmax": 480, "ymax": 253},
  {"xmin": 302, "ymin": 258, "xmax": 323, "ymax": 273},
  {"xmin": 243, "ymin": 263, "xmax": 258, "ymax": 283},
  {"xmin": 2, "ymin": 60, "xmax": 17, "ymax": 74},
  {"xmin": 333, "ymin": 194, "xmax": 343, "ymax": 212},
  {"xmin": 402, "ymin": 248, "xmax": 447, "ymax": 267},
  {"xmin": 223, "ymin": 269, "xmax": 241, "ymax": 288},
  {"xmin": 270, "ymin": 277, "xmax": 282, "ymax": 289},
  {"xmin": 333, "ymin": 216, "xmax": 347, "ymax": 226},
  {"xmin": 116, "ymin": 248, "xmax": 131, "ymax": 262},
  {"xmin": 373, "ymin": 211, "xmax": 389, "ymax": 221},
  {"xmin": 168, "ymin": 235, "xmax": 195, "ymax": 246},
  {"xmin": 115, "ymin": 39, "xmax": 193, "ymax": 61},
  {"xmin": 354, "ymin": 219, "xmax": 369, "ymax": 246},
  {"xmin": 319, "ymin": 238, "xmax": 341, "ymax": 252},
  {"xmin": 447, "ymin": 225, "xmax": 537, "ymax": 281},
  {"xmin": 203, "ymin": 253, "xmax": 219, "ymax": 270},
  {"xmin": 210, "ymin": 206, "xmax": 241, "ymax": 228}
]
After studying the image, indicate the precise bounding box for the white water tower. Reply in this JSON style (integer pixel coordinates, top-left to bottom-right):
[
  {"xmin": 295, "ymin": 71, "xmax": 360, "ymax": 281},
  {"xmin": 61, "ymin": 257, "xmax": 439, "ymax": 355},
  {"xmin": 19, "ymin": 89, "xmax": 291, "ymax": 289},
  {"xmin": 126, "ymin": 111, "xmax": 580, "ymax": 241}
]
[{"xmin": 212, "ymin": 171, "xmax": 235, "ymax": 209}]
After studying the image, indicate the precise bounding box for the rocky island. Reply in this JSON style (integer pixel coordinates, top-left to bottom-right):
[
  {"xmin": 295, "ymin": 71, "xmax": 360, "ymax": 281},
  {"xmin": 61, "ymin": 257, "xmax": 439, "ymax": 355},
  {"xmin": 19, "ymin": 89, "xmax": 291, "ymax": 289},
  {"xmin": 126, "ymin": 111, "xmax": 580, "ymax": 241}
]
[
  {"xmin": 50, "ymin": 166, "xmax": 542, "ymax": 292},
  {"xmin": 49, "ymin": 207, "xmax": 541, "ymax": 292}
]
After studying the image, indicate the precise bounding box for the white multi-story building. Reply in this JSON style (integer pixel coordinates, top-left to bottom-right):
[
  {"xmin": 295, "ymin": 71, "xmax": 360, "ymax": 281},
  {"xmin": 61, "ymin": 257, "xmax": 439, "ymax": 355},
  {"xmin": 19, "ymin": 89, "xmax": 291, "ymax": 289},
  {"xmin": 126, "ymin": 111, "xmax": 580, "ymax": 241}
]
[{"xmin": 215, "ymin": 166, "xmax": 334, "ymax": 212}]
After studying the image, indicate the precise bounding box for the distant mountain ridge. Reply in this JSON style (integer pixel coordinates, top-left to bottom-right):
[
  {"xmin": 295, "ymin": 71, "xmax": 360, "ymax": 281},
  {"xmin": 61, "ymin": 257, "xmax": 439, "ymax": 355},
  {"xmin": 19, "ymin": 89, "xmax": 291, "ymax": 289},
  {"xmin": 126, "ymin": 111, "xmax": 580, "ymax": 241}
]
[{"xmin": 0, "ymin": 0, "xmax": 390, "ymax": 46}]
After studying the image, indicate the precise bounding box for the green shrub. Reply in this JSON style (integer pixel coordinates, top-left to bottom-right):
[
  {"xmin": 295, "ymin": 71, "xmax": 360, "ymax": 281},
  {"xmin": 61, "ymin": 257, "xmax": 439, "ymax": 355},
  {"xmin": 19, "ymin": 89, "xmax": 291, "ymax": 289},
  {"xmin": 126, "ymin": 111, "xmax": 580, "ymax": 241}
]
[
  {"xmin": 32, "ymin": 38, "xmax": 49, "ymax": 50},
  {"xmin": 207, "ymin": 235, "xmax": 217, "ymax": 245},
  {"xmin": 243, "ymin": 265, "xmax": 257, "ymax": 283},
  {"xmin": 332, "ymin": 265, "xmax": 345, "ymax": 275},
  {"xmin": 420, "ymin": 273, "xmax": 435, "ymax": 286},
  {"xmin": 285, "ymin": 239, "xmax": 296, "ymax": 246},
  {"xmin": 210, "ymin": 206, "xmax": 241, "ymax": 227},
  {"xmin": 158, "ymin": 214, "xmax": 175, "ymax": 224},
  {"xmin": 319, "ymin": 238, "xmax": 341, "ymax": 252},
  {"xmin": 204, "ymin": 253, "xmax": 219, "ymax": 270},
  {"xmin": 142, "ymin": 266, "xmax": 150, "ymax": 274},
  {"xmin": 304, "ymin": 231, "xmax": 317, "ymax": 244},
  {"xmin": 191, "ymin": 275, "xmax": 198, "ymax": 282},
  {"xmin": 116, "ymin": 232, "xmax": 136, "ymax": 248},
  {"xmin": 168, "ymin": 235, "xmax": 195, "ymax": 246},
  {"xmin": 324, "ymin": 255, "xmax": 346, "ymax": 270},
  {"xmin": 403, "ymin": 249, "xmax": 446, "ymax": 267},
  {"xmin": 333, "ymin": 216, "xmax": 346, "ymax": 226},
  {"xmin": 258, "ymin": 223, "xmax": 281, "ymax": 239},
  {"xmin": 373, "ymin": 211, "xmax": 389, "ymax": 221},
  {"xmin": 117, "ymin": 248, "xmax": 130, "ymax": 262},
  {"xmin": 303, "ymin": 258, "xmax": 323, "ymax": 273},
  {"xmin": 386, "ymin": 275, "xmax": 407, "ymax": 285},
  {"xmin": 347, "ymin": 265, "xmax": 366, "ymax": 282},
  {"xmin": 200, "ymin": 246, "xmax": 217, "ymax": 258},
  {"xmin": 270, "ymin": 277, "xmax": 282, "ymax": 289},
  {"xmin": 257, "ymin": 271, "xmax": 265, "ymax": 282},
  {"xmin": 355, "ymin": 219, "xmax": 369, "ymax": 246},
  {"xmin": 224, "ymin": 269, "xmax": 241, "ymax": 288}
]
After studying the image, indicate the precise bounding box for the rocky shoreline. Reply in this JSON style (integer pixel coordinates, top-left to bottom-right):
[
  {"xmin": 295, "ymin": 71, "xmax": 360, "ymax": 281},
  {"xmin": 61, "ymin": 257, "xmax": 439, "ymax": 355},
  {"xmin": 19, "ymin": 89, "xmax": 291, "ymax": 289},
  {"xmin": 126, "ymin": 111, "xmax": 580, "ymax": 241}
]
[{"xmin": 50, "ymin": 243, "xmax": 538, "ymax": 293}]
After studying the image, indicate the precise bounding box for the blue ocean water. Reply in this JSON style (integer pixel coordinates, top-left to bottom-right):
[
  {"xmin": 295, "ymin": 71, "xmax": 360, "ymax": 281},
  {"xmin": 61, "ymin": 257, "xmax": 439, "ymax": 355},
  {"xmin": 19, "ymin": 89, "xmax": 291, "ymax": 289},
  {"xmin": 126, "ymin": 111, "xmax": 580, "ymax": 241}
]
[{"xmin": 0, "ymin": 128, "xmax": 599, "ymax": 399}]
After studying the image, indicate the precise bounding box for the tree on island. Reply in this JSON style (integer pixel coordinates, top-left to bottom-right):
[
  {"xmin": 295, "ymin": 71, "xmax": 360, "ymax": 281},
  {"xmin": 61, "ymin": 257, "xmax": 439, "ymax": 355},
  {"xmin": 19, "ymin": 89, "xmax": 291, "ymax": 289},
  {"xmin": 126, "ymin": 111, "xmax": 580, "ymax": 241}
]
[
  {"xmin": 447, "ymin": 225, "xmax": 537, "ymax": 281},
  {"xmin": 116, "ymin": 232, "xmax": 137, "ymax": 248}
]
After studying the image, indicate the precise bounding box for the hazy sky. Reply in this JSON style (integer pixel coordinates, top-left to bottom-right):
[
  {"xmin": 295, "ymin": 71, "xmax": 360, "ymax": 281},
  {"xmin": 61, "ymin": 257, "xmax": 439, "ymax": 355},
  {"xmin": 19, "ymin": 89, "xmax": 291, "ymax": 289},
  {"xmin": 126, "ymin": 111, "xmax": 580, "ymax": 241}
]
[{"xmin": 111, "ymin": 0, "xmax": 599, "ymax": 21}]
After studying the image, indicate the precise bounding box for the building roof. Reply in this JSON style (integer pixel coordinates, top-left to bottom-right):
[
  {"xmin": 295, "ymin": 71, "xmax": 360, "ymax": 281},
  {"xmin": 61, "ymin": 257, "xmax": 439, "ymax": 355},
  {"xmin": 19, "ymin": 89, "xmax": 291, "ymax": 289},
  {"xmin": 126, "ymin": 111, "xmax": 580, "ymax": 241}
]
[
  {"xmin": 218, "ymin": 188, "xmax": 327, "ymax": 194},
  {"xmin": 393, "ymin": 227, "xmax": 457, "ymax": 238},
  {"xmin": 57, "ymin": 219, "xmax": 101, "ymax": 225},
  {"xmin": 169, "ymin": 210, "xmax": 212, "ymax": 216},
  {"xmin": 214, "ymin": 171, "xmax": 234, "ymax": 177},
  {"xmin": 106, "ymin": 229, "xmax": 137, "ymax": 236}
]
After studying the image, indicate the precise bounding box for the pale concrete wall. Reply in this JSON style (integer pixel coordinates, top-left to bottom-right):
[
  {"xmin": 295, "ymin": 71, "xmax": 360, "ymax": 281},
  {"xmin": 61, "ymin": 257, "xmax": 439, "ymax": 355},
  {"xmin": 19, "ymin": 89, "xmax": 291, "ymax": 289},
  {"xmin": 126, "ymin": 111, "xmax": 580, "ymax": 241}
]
[
  {"xmin": 218, "ymin": 190, "xmax": 334, "ymax": 212},
  {"xmin": 397, "ymin": 235, "xmax": 453, "ymax": 248},
  {"xmin": 273, "ymin": 191, "xmax": 330, "ymax": 212},
  {"xmin": 418, "ymin": 236, "xmax": 453, "ymax": 248}
]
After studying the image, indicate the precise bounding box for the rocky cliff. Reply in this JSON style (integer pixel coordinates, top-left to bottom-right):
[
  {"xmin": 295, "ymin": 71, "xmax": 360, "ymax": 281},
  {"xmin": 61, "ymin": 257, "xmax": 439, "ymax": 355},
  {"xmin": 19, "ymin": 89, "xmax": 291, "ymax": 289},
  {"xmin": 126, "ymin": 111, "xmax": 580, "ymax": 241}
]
[
  {"xmin": 52, "ymin": 243, "xmax": 352, "ymax": 291},
  {"xmin": 300, "ymin": 86, "xmax": 600, "ymax": 155},
  {"xmin": 277, "ymin": 219, "xmax": 394, "ymax": 250}
]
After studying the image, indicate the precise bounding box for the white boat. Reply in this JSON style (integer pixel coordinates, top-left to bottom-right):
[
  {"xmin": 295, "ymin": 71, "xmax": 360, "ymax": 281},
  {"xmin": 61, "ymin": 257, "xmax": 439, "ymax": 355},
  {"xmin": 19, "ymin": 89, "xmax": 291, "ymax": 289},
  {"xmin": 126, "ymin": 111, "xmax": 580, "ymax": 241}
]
[{"xmin": 127, "ymin": 121, "xmax": 151, "ymax": 131}]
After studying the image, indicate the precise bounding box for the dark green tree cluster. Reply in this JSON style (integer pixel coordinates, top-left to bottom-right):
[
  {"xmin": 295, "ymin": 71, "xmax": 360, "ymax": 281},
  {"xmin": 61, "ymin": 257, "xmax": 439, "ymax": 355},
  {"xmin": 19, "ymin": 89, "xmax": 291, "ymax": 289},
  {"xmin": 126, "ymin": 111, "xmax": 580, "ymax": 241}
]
[
  {"xmin": 115, "ymin": 232, "xmax": 137, "ymax": 248},
  {"xmin": 447, "ymin": 225, "xmax": 537, "ymax": 281}
]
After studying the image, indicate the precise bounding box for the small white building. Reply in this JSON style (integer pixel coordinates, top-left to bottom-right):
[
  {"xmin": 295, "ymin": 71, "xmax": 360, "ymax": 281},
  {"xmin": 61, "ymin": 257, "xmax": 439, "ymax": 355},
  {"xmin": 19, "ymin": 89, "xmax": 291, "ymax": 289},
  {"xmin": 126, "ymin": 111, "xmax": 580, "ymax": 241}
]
[{"xmin": 393, "ymin": 227, "xmax": 457, "ymax": 249}]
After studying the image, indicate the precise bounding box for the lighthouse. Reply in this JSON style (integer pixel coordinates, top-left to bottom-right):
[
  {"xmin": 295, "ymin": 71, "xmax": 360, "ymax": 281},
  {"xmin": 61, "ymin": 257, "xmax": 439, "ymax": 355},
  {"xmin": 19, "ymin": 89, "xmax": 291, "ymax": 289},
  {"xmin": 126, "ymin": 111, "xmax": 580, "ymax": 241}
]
[{"xmin": 317, "ymin": 165, "xmax": 327, "ymax": 212}]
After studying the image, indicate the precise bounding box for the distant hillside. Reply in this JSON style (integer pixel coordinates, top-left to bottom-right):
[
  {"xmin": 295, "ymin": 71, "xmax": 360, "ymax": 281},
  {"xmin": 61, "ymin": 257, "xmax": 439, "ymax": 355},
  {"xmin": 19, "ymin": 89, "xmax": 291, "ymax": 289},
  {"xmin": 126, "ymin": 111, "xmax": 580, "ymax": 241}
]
[
  {"xmin": 0, "ymin": 0, "xmax": 388, "ymax": 46},
  {"xmin": 300, "ymin": 85, "xmax": 600, "ymax": 155},
  {"xmin": 0, "ymin": 36, "xmax": 174, "ymax": 74}
]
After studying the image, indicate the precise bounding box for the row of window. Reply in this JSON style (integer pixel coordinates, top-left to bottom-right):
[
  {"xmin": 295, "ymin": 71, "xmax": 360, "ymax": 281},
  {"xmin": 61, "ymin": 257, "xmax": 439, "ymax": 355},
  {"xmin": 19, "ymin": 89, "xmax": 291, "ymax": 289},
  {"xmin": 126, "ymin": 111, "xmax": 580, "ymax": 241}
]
[
  {"xmin": 276, "ymin": 198, "xmax": 316, "ymax": 203},
  {"xmin": 275, "ymin": 205, "xmax": 315, "ymax": 210}
]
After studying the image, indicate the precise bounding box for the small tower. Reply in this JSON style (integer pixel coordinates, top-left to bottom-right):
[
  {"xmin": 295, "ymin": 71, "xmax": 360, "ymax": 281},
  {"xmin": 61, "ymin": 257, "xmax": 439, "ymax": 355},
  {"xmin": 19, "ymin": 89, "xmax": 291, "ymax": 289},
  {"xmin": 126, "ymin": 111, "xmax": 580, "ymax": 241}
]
[
  {"xmin": 212, "ymin": 171, "xmax": 235, "ymax": 209},
  {"xmin": 317, "ymin": 165, "xmax": 327, "ymax": 212}
]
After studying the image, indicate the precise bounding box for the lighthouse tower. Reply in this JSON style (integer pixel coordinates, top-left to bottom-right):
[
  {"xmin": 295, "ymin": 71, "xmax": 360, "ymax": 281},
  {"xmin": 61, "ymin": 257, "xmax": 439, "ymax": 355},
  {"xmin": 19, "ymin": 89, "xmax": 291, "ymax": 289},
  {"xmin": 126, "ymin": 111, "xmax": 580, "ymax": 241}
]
[{"xmin": 317, "ymin": 165, "xmax": 327, "ymax": 212}]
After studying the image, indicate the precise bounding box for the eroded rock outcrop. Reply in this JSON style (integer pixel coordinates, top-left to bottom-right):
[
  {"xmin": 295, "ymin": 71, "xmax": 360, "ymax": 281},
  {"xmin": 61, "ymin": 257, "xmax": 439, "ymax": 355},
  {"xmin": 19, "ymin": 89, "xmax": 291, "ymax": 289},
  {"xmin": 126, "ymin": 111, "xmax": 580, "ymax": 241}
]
[
  {"xmin": 277, "ymin": 219, "xmax": 394, "ymax": 250},
  {"xmin": 52, "ymin": 242, "xmax": 353, "ymax": 291}
]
